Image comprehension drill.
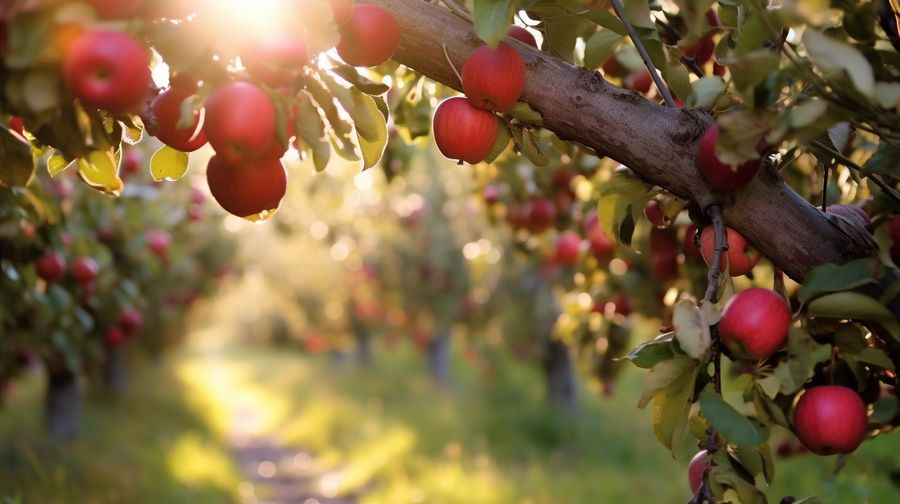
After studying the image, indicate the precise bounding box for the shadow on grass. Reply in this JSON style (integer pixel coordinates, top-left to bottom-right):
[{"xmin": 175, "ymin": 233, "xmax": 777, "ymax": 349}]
[{"xmin": 0, "ymin": 360, "xmax": 240, "ymax": 504}]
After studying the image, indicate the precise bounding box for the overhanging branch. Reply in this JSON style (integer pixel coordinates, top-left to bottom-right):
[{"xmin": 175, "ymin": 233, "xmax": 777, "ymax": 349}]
[{"xmin": 366, "ymin": 0, "xmax": 883, "ymax": 285}]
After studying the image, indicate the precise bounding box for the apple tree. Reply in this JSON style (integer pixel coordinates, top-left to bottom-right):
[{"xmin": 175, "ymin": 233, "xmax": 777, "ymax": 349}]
[{"xmin": 2, "ymin": 0, "xmax": 900, "ymax": 500}]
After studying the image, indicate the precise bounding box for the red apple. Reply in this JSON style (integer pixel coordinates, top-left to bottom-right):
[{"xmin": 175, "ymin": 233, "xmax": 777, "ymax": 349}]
[
  {"xmin": 719, "ymin": 288, "xmax": 791, "ymax": 360},
  {"xmin": 433, "ymin": 97, "xmax": 499, "ymax": 164},
  {"xmin": 793, "ymin": 386, "xmax": 867, "ymax": 456},
  {"xmin": 336, "ymin": 5, "xmax": 399, "ymax": 67},
  {"xmin": 62, "ymin": 30, "xmax": 151, "ymax": 115},
  {"xmin": 120, "ymin": 307, "xmax": 143, "ymax": 333},
  {"xmin": 555, "ymin": 231, "xmax": 582, "ymax": 265},
  {"xmin": 696, "ymin": 125, "xmax": 760, "ymax": 191},
  {"xmin": 523, "ymin": 197, "xmax": 557, "ymax": 233},
  {"xmin": 36, "ymin": 253, "xmax": 66, "ymax": 283},
  {"xmin": 122, "ymin": 148, "xmax": 141, "ymax": 175},
  {"xmin": 204, "ymin": 82, "xmax": 276, "ymax": 165},
  {"xmin": 8, "ymin": 116, "xmax": 24, "ymax": 135},
  {"xmin": 150, "ymin": 87, "xmax": 207, "ymax": 152},
  {"xmin": 187, "ymin": 204, "xmax": 204, "ymax": 221},
  {"xmin": 87, "ymin": 0, "xmax": 145, "ymax": 18},
  {"xmin": 105, "ymin": 326, "xmax": 127, "ymax": 347},
  {"xmin": 644, "ymin": 200, "xmax": 666, "ymax": 228},
  {"xmin": 190, "ymin": 187, "xmax": 206, "ymax": 204},
  {"xmin": 683, "ymin": 224, "xmax": 703, "ymax": 261},
  {"xmin": 507, "ymin": 26, "xmax": 537, "ymax": 47},
  {"xmin": 700, "ymin": 226, "xmax": 761, "ymax": 276},
  {"xmin": 688, "ymin": 450, "xmax": 708, "ymax": 493},
  {"xmin": 462, "ymin": 44, "xmax": 526, "ymax": 113},
  {"xmin": 823, "ymin": 204, "xmax": 870, "ymax": 231},
  {"xmin": 329, "ymin": 0, "xmax": 355, "ymax": 25},
  {"xmin": 71, "ymin": 257, "xmax": 99, "ymax": 284},
  {"xmin": 206, "ymin": 155, "xmax": 287, "ymax": 218},
  {"xmin": 146, "ymin": 230, "xmax": 171, "ymax": 258},
  {"xmin": 684, "ymin": 35, "xmax": 715, "ymax": 64},
  {"xmin": 601, "ymin": 55, "xmax": 627, "ymax": 78},
  {"xmin": 483, "ymin": 185, "xmax": 500, "ymax": 205},
  {"xmin": 624, "ymin": 69, "xmax": 653, "ymax": 94}
]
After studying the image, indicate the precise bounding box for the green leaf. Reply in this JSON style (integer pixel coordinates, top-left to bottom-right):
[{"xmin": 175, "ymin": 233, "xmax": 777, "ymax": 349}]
[
  {"xmin": 807, "ymin": 291, "xmax": 897, "ymax": 322},
  {"xmin": 473, "ymin": 0, "xmax": 514, "ymax": 47},
  {"xmin": 728, "ymin": 50, "xmax": 781, "ymax": 90},
  {"xmin": 584, "ymin": 30, "xmax": 622, "ymax": 69},
  {"xmin": 861, "ymin": 141, "xmax": 900, "ymax": 177},
  {"xmin": 639, "ymin": 355, "xmax": 696, "ymax": 408},
  {"xmin": 803, "ymin": 30, "xmax": 874, "ymax": 97},
  {"xmin": 699, "ymin": 391, "xmax": 769, "ymax": 447},
  {"xmin": 672, "ymin": 299, "xmax": 711, "ymax": 360},
  {"xmin": 295, "ymin": 92, "xmax": 331, "ymax": 173},
  {"xmin": 47, "ymin": 152, "xmax": 73, "ymax": 177},
  {"xmin": 689, "ymin": 77, "xmax": 726, "ymax": 109},
  {"xmin": 651, "ymin": 361, "xmax": 698, "ymax": 457},
  {"xmin": 0, "ymin": 126, "xmax": 36, "ymax": 187},
  {"xmin": 506, "ymin": 102, "xmax": 544, "ymax": 126},
  {"xmin": 623, "ymin": 333, "xmax": 677, "ymax": 369},
  {"xmin": 798, "ymin": 259, "xmax": 876, "ymax": 304},
  {"xmin": 78, "ymin": 150, "xmax": 123, "ymax": 195},
  {"xmin": 330, "ymin": 64, "xmax": 391, "ymax": 95},
  {"xmin": 854, "ymin": 347, "xmax": 896, "ymax": 370},
  {"xmin": 596, "ymin": 174, "xmax": 655, "ymax": 247},
  {"xmin": 150, "ymin": 145, "xmax": 189, "ymax": 182}
]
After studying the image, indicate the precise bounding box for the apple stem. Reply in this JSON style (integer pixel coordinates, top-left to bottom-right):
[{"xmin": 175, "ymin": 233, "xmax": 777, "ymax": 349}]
[
  {"xmin": 821, "ymin": 162, "xmax": 830, "ymax": 212},
  {"xmin": 608, "ymin": 0, "xmax": 678, "ymax": 108},
  {"xmin": 441, "ymin": 44, "xmax": 463, "ymax": 87}
]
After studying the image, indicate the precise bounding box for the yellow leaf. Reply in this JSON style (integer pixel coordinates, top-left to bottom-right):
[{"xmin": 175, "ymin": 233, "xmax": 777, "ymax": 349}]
[{"xmin": 150, "ymin": 145, "xmax": 189, "ymax": 182}]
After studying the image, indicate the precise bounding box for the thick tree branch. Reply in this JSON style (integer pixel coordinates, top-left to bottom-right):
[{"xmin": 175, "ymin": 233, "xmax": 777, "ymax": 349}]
[{"xmin": 366, "ymin": 0, "xmax": 885, "ymax": 286}]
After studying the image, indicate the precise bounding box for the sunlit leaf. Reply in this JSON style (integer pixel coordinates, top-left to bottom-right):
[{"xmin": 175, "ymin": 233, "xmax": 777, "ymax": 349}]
[{"xmin": 150, "ymin": 145, "xmax": 189, "ymax": 182}]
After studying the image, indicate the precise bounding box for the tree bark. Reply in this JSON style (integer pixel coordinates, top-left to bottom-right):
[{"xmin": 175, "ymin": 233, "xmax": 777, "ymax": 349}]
[
  {"xmin": 102, "ymin": 345, "xmax": 128, "ymax": 395},
  {"xmin": 544, "ymin": 339, "xmax": 578, "ymax": 416},
  {"xmin": 45, "ymin": 370, "xmax": 81, "ymax": 441},
  {"xmin": 366, "ymin": 0, "xmax": 883, "ymax": 285},
  {"xmin": 427, "ymin": 328, "xmax": 452, "ymax": 387},
  {"xmin": 355, "ymin": 329, "xmax": 372, "ymax": 367}
]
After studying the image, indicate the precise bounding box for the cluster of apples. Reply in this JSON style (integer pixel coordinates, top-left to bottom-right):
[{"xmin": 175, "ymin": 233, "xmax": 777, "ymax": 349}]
[
  {"xmin": 433, "ymin": 26, "xmax": 533, "ymax": 164},
  {"xmin": 57, "ymin": 1, "xmax": 400, "ymax": 219}
]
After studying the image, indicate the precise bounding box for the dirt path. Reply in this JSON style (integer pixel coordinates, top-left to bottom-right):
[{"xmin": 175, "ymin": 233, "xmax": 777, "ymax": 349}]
[{"xmin": 229, "ymin": 404, "xmax": 356, "ymax": 504}]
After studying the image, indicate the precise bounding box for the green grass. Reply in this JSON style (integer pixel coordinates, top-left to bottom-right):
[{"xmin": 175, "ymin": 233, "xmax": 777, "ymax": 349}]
[
  {"xmin": 1, "ymin": 334, "xmax": 898, "ymax": 504},
  {"xmin": 0, "ymin": 359, "xmax": 240, "ymax": 504},
  {"xmin": 194, "ymin": 340, "xmax": 900, "ymax": 504}
]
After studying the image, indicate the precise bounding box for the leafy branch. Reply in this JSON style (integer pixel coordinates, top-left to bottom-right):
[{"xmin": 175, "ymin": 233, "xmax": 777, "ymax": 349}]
[
  {"xmin": 608, "ymin": 0, "xmax": 677, "ymax": 108},
  {"xmin": 690, "ymin": 205, "xmax": 726, "ymax": 504}
]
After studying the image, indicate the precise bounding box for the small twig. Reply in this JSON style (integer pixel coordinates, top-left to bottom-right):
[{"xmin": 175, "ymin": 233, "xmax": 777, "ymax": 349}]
[
  {"xmin": 810, "ymin": 141, "xmax": 900, "ymax": 206},
  {"xmin": 689, "ymin": 206, "xmax": 727, "ymax": 504},
  {"xmin": 704, "ymin": 206, "xmax": 727, "ymax": 304},
  {"xmin": 442, "ymin": 44, "xmax": 463, "ymax": 87},
  {"xmin": 608, "ymin": 0, "xmax": 677, "ymax": 107},
  {"xmin": 821, "ymin": 162, "xmax": 830, "ymax": 211}
]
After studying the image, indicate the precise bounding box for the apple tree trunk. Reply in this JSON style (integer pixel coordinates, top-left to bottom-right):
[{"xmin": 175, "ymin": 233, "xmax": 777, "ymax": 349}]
[
  {"xmin": 544, "ymin": 339, "xmax": 578, "ymax": 416},
  {"xmin": 45, "ymin": 369, "xmax": 82, "ymax": 441},
  {"xmin": 427, "ymin": 328, "xmax": 452, "ymax": 387}
]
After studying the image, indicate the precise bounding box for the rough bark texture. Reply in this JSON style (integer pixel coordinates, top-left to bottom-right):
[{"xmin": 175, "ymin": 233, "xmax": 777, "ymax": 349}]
[
  {"xmin": 366, "ymin": 0, "xmax": 882, "ymax": 285},
  {"xmin": 427, "ymin": 328, "xmax": 452, "ymax": 387},
  {"xmin": 544, "ymin": 339, "xmax": 578, "ymax": 416},
  {"xmin": 103, "ymin": 346, "xmax": 128, "ymax": 395},
  {"xmin": 355, "ymin": 329, "xmax": 372, "ymax": 367},
  {"xmin": 46, "ymin": 370, "xmax": 81, "ymax": 441}
]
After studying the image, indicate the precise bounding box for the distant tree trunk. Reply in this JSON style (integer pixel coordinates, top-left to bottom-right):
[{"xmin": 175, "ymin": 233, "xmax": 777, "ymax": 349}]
[
  {"xmin": 46, "ymin": 370, "xmax": 81, "ymax": 441},
  {"xmin": 329, "ymin": 349, "xmax": 351, "ymax": 368},
  {"xmin": 355, "ymin": 329, "xmax": 372, "ymax": 367},
  {"xmin": 544, "ymin": 339, "xmax": 578, "ymax": 416},
  {"xmin": 427, "ymin": 328, "xmax": 452, "ymax": 387},
  {"xmin": 102, "ymin": 346, "xmax": 128, "ymax": 395}
]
